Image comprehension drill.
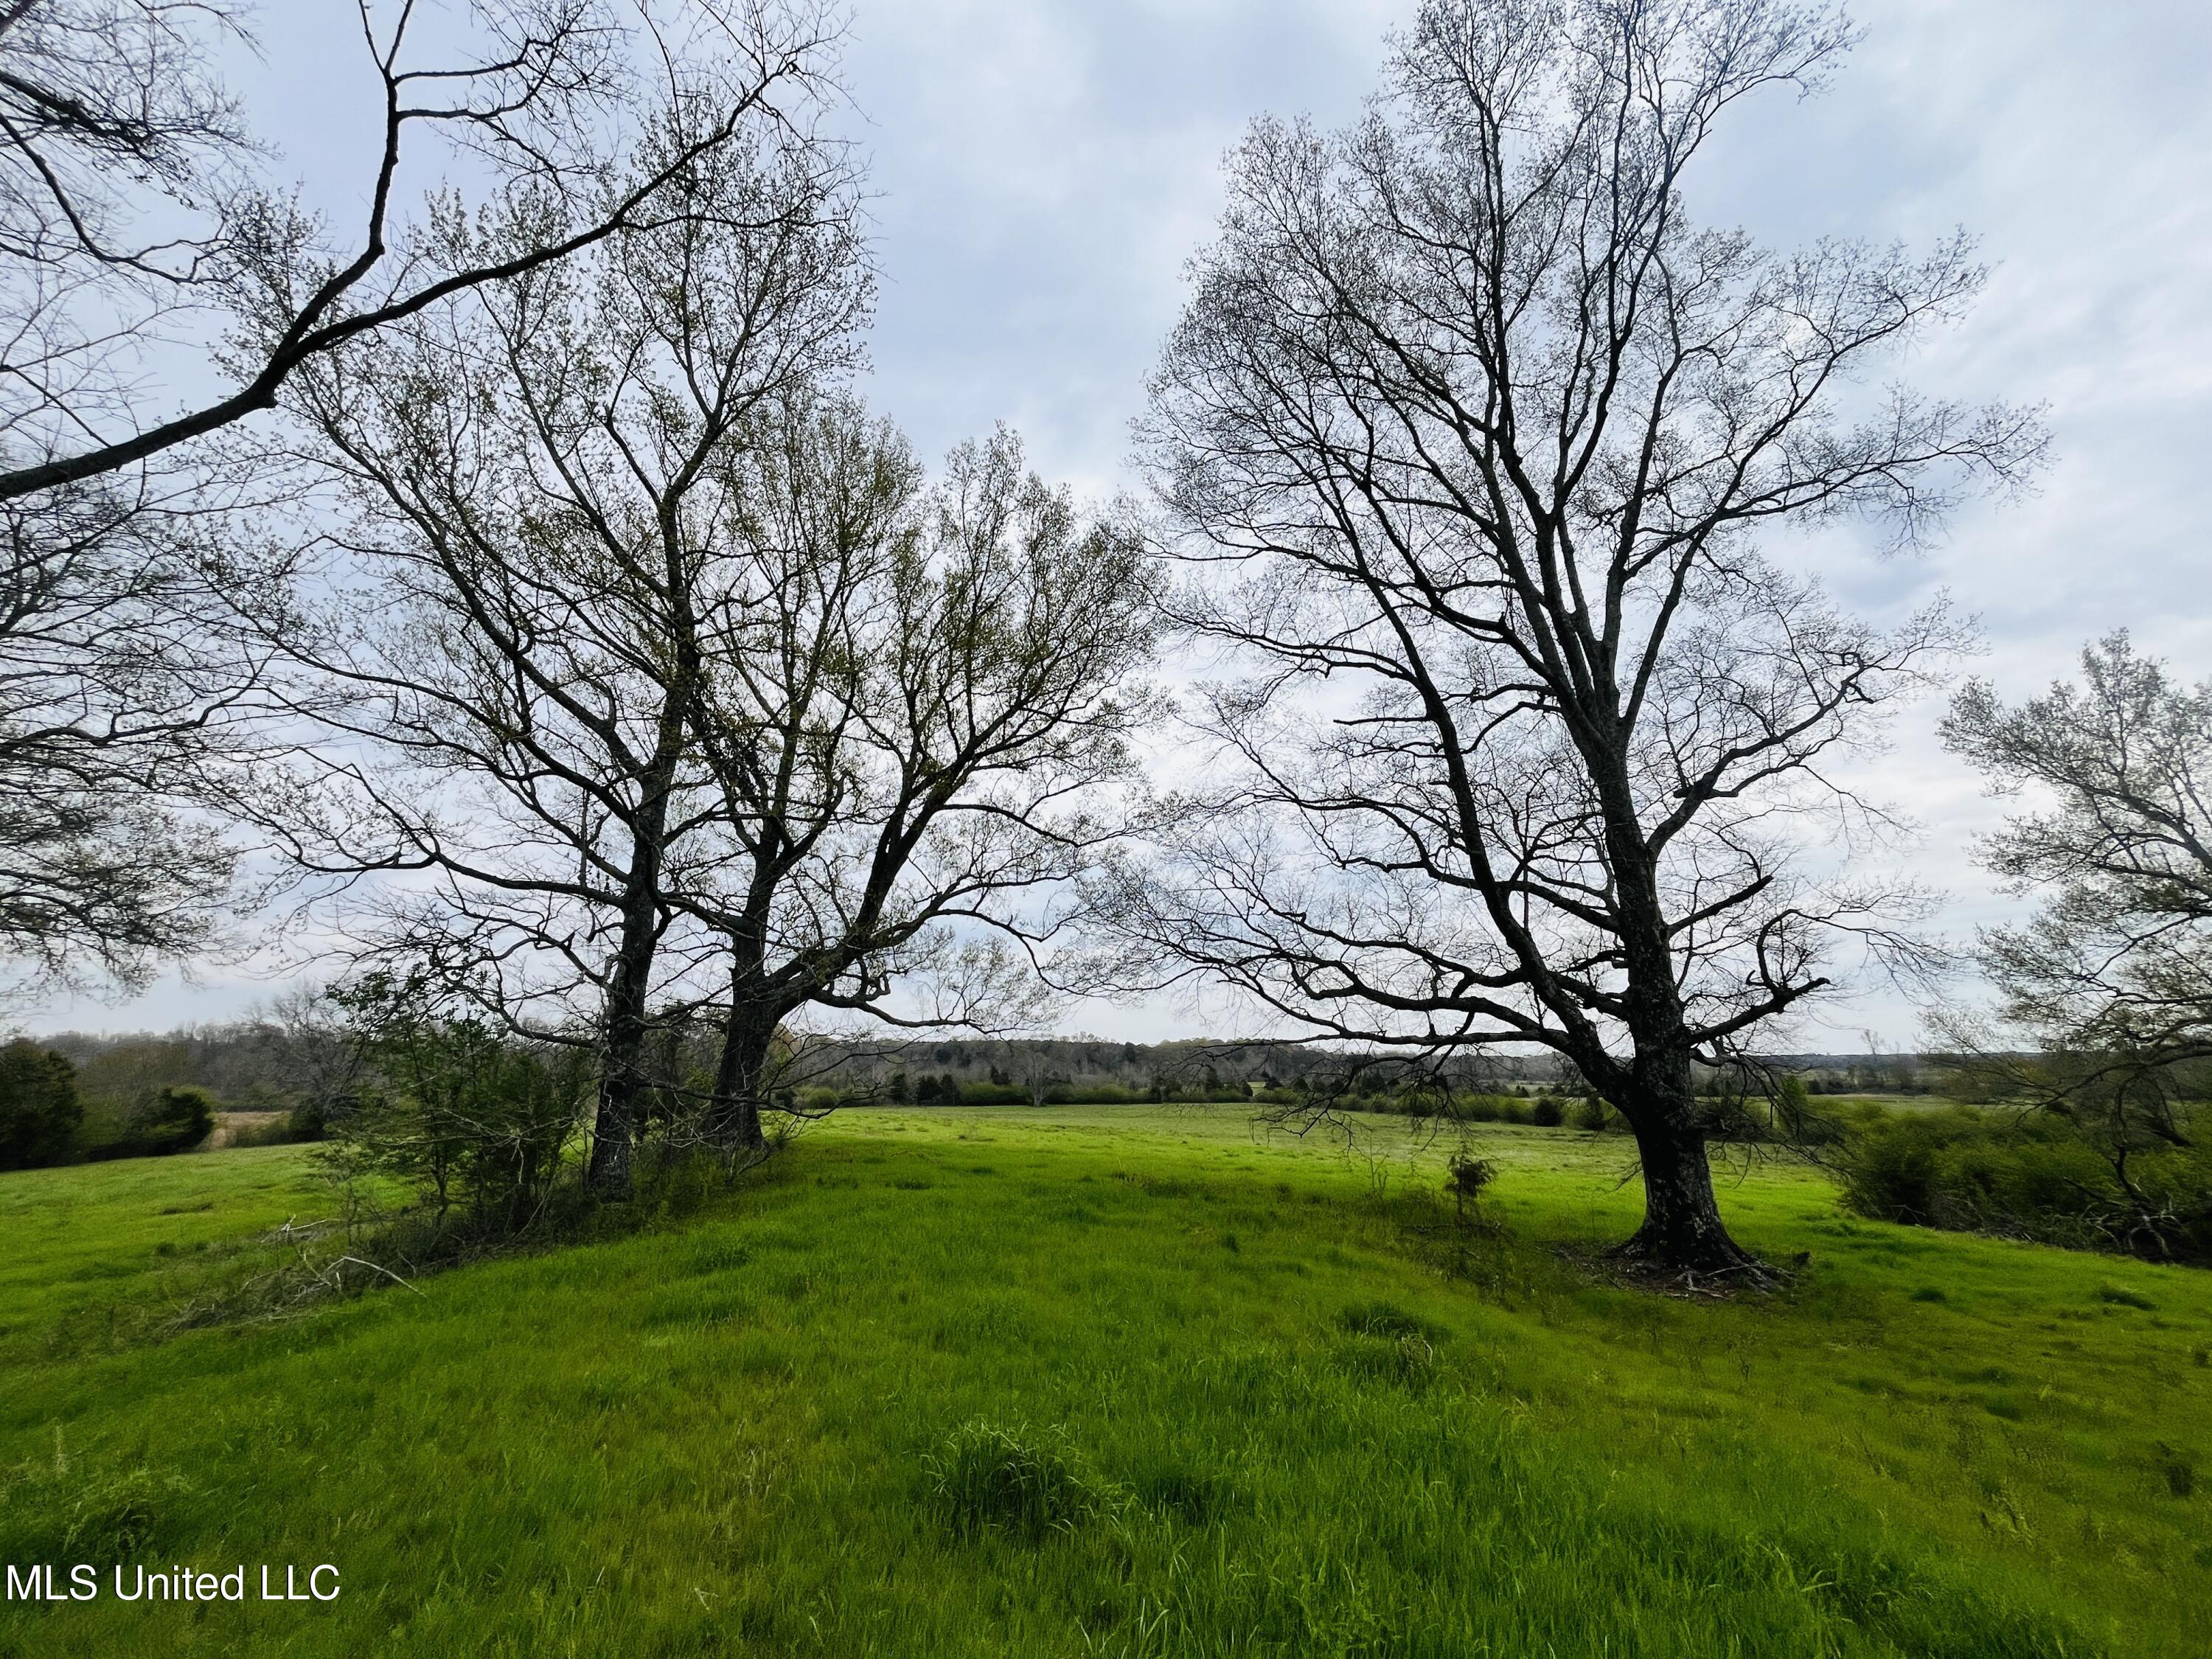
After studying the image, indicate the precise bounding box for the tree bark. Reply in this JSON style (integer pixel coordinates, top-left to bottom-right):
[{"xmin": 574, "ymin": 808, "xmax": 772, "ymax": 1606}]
[
  {"xmin": 704, "ymin": 1001, "xmax": 777, "ymax": 1155},
  {"xmin": 1596, "ymin": 792, "xmax": 1767, "ymax": 1276},
  {"xmin": 1613, "ymin": 1064, "xmax": 1767, "ymax": 1278},
  {"xmin": 585, "ymin": 737, "xmax": 681, "ymax": 1201},
  {"xmin": 584, "ymin": 882, "xmax": 661, "ymax": 1201},
  {"xmin": 1618, "ymin": 1120, "xmax": 1761, "ymax": 1275}
]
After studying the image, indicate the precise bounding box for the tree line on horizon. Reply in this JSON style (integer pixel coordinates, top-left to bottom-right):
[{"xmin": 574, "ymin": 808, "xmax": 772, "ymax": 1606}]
[{"xmin": 0, "ymin": 0, "xmax": 2207, "ymax": 1276}]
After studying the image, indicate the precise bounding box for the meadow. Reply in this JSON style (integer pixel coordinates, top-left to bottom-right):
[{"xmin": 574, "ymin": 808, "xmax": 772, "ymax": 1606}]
[{"xmin": 1, "ymin": 1105, "xmax": 2207, "ymax": 1657}]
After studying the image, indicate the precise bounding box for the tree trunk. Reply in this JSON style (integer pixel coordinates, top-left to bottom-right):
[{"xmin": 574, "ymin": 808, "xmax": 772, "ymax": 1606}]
[
  {"xmin": 704, "ymin": 1002, "xmax": 776, "ymax": 1155},
  {"xmin": 1596, "ymin": 804, "xmax": 1767, "ymax": 1279},
  {"xmin": 1614, "ymin": 1114, "xmax": 1764, "ymax": 1276},
  {"xmin": 584, "ymin": 904, "xmax": 657, "ymax": 1201},
  {"xmin": 1600, "ymin": 1051, "xmax": 1768, "ymax": 1279},
  {"xmin": 585, "ymin": 785, "xmax": 678, "ymax": 1203}
]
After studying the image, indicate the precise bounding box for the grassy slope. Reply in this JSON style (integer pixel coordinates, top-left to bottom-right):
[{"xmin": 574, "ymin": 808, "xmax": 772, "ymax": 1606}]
[{"xmin": 0, "ymin": 1107, "xmax": 2206, "ymax": 1658}]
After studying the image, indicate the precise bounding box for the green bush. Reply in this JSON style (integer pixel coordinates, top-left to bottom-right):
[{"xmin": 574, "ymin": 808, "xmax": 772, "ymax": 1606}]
[
  {"xmin": 325, "ymin": 971, "xmax": 591, "ymax": 1234},
  {"xmin": 1571, "ymin": 1093, "xmax": 1616, "ymax": 1132},
  {"xmin": 81, "ymin": 1085, "xmax": 215, "ymax": 1162},
  {"xmin": 1531, "ymin": 1095, "xmax": 1565, "ymax": 1127},
  {"xmin": 0, "ymin": 1040, "xmax": 82, "ymax": 1169},
  {"xmin": 1834, "ymin": 1105, "xmax": 2212, "ymax": 1263},
  {"xmin": 133, "ymin": 1086, "xmax": 216, "ymax": 1155}
]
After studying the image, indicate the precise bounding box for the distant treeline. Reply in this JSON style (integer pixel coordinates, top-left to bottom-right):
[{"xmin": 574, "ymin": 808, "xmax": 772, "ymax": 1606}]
[
  {"xmin": 1, "ymin": 1017, "xmax": 352, "ymax": 1170},
  {"xmin": 22, "ymin": 1022, "xmax": 1944, "ymax": 1110},
  {"xmin": 4, "ymin": 1013, "xmax": 1955, "ymax": 1175},
  {"xmin": 741, "ymin": 1036, "xmax": 1941, "ymax": 1105}
]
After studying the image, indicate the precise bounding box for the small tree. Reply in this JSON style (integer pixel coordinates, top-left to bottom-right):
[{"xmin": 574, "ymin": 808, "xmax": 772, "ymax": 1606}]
[
  {"xmin": 1017, "ymin": 1050, "xmax": 1062, "ymax": 1110},
  {"xmin": 1444, "ymin": 1150, "xmax": 1496, "ymax": 1226}
]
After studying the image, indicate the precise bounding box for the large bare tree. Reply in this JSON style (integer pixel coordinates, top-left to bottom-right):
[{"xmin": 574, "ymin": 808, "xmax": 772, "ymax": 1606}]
[
  {"xmin": 239, "ymin": 64, "xmax": 869, "ymax": 1200},
  {"xmin": 1096, "ymin": 0, "xmax": 2043, "ymax": 1274}
]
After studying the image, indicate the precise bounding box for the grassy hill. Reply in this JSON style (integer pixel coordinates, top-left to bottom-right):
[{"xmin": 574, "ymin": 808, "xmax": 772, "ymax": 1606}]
[{"xmin": 2, "ymin": 1106, "xmax": 2207, "ymax": 1656}]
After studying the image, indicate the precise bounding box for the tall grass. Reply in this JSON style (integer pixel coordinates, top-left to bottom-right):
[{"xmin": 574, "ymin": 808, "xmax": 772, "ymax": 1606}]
[{"xmin": 0, "ymin": 1107, "xmax": 2205, "ymax": 1655}]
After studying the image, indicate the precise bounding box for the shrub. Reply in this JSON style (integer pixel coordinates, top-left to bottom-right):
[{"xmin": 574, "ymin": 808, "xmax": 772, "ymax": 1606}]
[
  {"xmin": 131, "ymin": 1086, "xmax": 215, "ymax": 1155},
  {"xmin": 80, "ymin": 1085, "xmax": 216, "ymax": 1162},
  {"xmin": 1571, "ymin": 1093, "xmax": 1615, "ymax": 1132},
  {"xmin": 1443, "ymin": 1151, "xmax": 1497, "ymax": 1225},
  {"xmin": 0, "ymin": 1040, "xmax": 82, "ymax": 1169},
  {"xmin": 1834, "ymin": 1105, "xmax": 2212, "ymax": 1263},
  {"xmin": 325, "ymin": 970, "xmax": 591, "ymax": 1234},
  {"xmin": 1531, "ymin": 1095, "xmax": 1565, "ymax": 1127}
]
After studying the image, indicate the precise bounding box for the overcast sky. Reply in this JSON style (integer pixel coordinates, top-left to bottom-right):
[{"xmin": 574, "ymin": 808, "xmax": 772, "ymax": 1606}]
[{"xmin": 28, "ymin": 0, "xmax": 2212, "ymax": 1045}]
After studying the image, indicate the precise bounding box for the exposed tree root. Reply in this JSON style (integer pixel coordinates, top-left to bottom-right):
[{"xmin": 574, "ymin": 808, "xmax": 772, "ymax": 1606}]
[{"xmin": 1565, "ymin": 1236, "xmax": 1807, "ymax": 1298}]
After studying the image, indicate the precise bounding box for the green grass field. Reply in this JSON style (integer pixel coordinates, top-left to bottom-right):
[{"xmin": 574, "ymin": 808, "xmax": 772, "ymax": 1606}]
[{"xmin": 2, "ymin": 1105, "xmax": 2208, "ymax": 1656}]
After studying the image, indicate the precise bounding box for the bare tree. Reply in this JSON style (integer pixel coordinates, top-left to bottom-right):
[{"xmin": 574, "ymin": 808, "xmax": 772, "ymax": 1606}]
[
  {"xmin": 1940, "ymin": 634, "xmax": 2211, "ymax": 1248},
  {"xmin": 237, "ymin": 64, "xmax": 869, "ymax": 1200},
  {"xmin": 675, "ymin": 402, "xmax": 1160, "ymax": 1152},
  {"xmin": 1095, "ymin": 0, "xmax": 2043, "ymax": 1276}
]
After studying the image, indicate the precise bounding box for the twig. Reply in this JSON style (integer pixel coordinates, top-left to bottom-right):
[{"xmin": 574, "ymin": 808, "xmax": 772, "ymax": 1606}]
[{"xmin": 330, "ymin": 1254, "xmax": 426, "ymax": 1295}]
